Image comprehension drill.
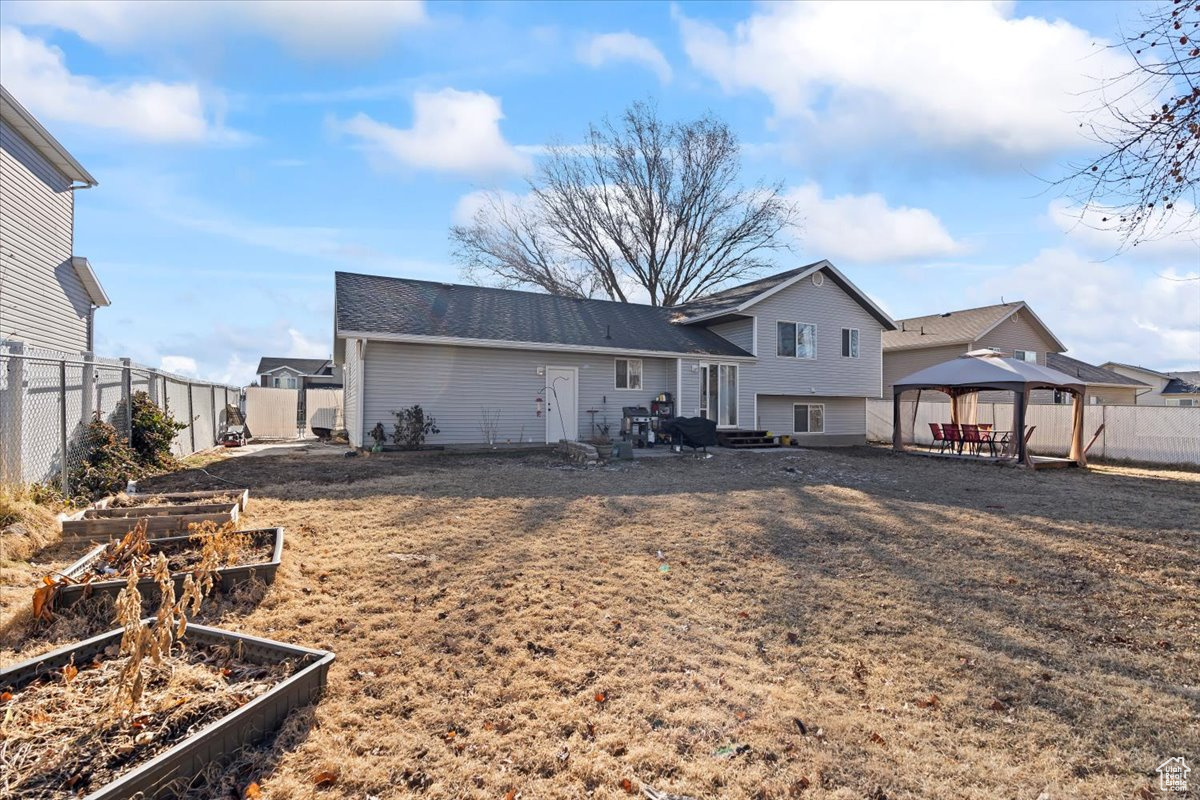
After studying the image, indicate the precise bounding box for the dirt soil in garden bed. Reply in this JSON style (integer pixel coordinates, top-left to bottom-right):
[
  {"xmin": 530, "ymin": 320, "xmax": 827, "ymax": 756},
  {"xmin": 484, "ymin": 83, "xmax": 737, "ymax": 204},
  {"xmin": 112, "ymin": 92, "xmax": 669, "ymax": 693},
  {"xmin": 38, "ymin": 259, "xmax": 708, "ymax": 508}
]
[
  {"xmin": 0, "ymin": 640, "xmax": 297, "ymax": 799},
  {"xmin": 3, "ymin": 444, "xmax": 1198, "ymax": 799}
]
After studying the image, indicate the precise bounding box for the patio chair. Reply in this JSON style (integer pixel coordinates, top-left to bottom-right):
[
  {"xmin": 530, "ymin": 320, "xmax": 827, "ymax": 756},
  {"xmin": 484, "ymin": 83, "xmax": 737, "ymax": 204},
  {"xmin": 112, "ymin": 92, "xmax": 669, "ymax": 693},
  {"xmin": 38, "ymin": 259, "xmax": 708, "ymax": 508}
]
[
  {"xmin": 928, "ymin": 422, "xmax": 947, "ymax": 453},
  {"xmin": 961, "ymin": 423, "xmax": 984, "ymax": 456},
  {"xmin": 941, "ymin": 422, "xmax": 962, "ymax": 454}
]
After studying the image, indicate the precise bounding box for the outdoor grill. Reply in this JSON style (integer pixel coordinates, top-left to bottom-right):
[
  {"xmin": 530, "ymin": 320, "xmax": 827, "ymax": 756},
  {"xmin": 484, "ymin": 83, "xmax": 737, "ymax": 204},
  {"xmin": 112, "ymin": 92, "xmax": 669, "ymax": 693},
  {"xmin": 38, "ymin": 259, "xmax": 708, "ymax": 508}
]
[{"xmin": 621, "ymin": 406, "xmax": 651, "ymax": 436}]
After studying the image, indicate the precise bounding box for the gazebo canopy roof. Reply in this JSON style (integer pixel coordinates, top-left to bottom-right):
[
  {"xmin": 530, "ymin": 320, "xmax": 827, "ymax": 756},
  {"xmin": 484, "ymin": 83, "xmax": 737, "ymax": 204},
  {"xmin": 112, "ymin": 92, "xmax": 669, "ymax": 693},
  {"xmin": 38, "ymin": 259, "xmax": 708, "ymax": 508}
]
[{"xmin": 893, "ymin": 353, "xmax": 1086, "ymax": 395}]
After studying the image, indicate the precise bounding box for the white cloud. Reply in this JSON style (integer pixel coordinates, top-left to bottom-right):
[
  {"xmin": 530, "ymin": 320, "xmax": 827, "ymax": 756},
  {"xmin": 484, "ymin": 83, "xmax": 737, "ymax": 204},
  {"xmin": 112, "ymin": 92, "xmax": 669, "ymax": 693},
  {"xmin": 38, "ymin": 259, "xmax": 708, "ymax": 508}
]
[
  {"xmin": 160, "ymin": 355, "xmax": 198, "ymax": 376},
  {"xmin": 0, "ymin": 26, "xmax": 240, "ymax": 144},
  {"xmin": 676, "ymin": 2, "xmax": 1141, "ymax": 158},
  {"xmin": 285, "ymin": 328, "xmax": 329, "ymax": 359},
  {"xmin": 6, "ymin": 0, "xmax": 426, "ymax": 59},
  {"xmin": 578, "ymin": 32, "xmax": 672, "ymax": 83},
  {"xmin": 787, "ymin": 182, "xmax": 963, "ymax": 263},
  {"xmin": 970, "ymin": 247, "xmax": 1199, "ymax": 369},
  {"xmin": 335, "ymin": 89, "xmax": 530, "ymax": 176}
]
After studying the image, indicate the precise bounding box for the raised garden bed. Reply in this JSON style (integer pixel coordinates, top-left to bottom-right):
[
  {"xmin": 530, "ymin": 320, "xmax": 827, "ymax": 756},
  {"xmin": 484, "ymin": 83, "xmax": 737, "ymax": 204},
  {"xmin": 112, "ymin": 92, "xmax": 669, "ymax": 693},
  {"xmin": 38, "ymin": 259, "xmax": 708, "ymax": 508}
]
[
  {"xmin": 0, "ymin": 622, "xmax": 333, "ymax": 799},
  {"xmin": 49, "ymin": 527, "xmax": 284, "ymax": 612},
  {"xmin": 60, "ymin": 502, "xmax": 240, "ymax": 541},
  {"xmin": 109, "ymin": 488, "xmax": 250, "ymax": 512}
]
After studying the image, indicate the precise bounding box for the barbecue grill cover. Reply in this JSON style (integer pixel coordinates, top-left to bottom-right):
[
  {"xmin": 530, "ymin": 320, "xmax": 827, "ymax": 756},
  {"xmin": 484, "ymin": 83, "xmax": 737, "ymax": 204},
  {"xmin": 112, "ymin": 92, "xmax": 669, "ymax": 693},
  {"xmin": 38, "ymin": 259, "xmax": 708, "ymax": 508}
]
[{"xmin": 662, "ymin": 416, "xmax": 718, "ymax": 447}]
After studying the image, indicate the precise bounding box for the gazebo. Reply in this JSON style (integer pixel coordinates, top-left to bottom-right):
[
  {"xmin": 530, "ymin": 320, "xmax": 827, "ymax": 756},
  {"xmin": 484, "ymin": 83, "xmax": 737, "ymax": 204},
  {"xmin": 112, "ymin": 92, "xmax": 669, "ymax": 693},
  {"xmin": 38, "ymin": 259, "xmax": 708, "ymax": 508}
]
[{"xmin": 891, "ymin": 352, "xmax": 1089, "ymax": 468}]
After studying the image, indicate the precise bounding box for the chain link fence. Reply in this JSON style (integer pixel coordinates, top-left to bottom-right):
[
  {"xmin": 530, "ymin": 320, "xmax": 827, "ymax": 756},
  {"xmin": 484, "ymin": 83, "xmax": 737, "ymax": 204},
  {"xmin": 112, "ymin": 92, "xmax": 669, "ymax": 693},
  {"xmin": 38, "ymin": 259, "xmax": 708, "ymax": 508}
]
[
  {"xmin": 1, "ymin": 342, "xmax": 241, "ymax": 494},
  {"xmin": 868, "ymin": 398, "xmax": 1200, "ymax": 466}
]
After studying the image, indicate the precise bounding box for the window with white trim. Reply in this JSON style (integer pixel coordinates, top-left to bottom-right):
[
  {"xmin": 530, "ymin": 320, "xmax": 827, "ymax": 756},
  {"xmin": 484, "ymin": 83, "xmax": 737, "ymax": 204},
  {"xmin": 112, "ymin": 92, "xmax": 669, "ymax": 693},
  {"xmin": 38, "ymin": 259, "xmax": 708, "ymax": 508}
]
[
  {"xmin": 615, "ymin": 358, "xmax": 642, "ymax": 390},
  {"xmin": 841, "ymin": 328, "xmax": 859, "ymax": 358},
  {"xmin": 1013, "ymin": 349, "xmax": 1037, "ymax": 363},
  {"xmin": 272, "ymin": 375, "xmax": 298, "ymax": 389},
  {"xmin": 777, "ymin": 321, "xmax": 816, "ymax": 359},
  {"xmin": 793, "ymin": 403, "xmax": 825, "ymax": 434}
]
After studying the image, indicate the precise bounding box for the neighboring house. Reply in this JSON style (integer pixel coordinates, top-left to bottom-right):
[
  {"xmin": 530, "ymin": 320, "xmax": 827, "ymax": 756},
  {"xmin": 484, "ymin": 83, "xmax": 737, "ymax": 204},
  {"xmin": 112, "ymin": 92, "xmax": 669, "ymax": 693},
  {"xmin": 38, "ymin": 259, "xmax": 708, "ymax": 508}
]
[
  {"xmin": 1100, "ymin": 363, "xmax": 1200, "ymax": 406},
  {"xmin": 883, "ymin": 301, "xmax": 1146, "ymax": 405},
  {"xmin": 333, "ymin": 260, "xmax": 897, "ymax": 448},
  {"xmin": 255, "ymin": 357, "xmax": 342, "ymax": 390},
  {"xmin": 0, "ymin": 85, "xmax": 108, "ymax": 354}
]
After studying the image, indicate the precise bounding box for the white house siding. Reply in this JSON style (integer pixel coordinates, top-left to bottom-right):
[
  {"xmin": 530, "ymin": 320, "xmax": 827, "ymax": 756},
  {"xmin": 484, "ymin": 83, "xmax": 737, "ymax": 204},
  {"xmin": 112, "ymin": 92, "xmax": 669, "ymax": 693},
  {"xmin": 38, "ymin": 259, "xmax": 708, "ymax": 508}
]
[
  {"xmin": 709, "ymin": 317, "xmax": 755, "ymax": 354},
  {"xmin": 342, "ymin": 338, "xmax": 363, "ymax": 447},
  {"xmin": 0, "ymin": 118, "xmax": 91, "ymax": 354},
  {"xmin": 756, "ymin": 395, "xmax": 866, "ymax": 446},
  {"xmin": 359, "ymin": 341, "xmax": 676, "ymax": 445}
]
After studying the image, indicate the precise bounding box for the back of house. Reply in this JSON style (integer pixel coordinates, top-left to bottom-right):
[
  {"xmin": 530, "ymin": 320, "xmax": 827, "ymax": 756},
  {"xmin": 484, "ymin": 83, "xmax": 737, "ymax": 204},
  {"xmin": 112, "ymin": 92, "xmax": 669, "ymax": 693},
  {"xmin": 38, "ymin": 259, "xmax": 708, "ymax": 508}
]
[{"xmin": 333, "ymin": 260, "xmax": 896, "ymax": 448}]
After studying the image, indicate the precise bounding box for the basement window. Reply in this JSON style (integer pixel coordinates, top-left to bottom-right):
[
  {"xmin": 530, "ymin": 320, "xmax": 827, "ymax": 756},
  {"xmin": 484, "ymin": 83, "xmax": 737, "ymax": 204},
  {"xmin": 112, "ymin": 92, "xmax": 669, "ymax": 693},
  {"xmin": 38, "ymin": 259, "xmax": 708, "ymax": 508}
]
[{"xmin": 793, "ymin": 403, "xmax": 825, "ymax": 434}]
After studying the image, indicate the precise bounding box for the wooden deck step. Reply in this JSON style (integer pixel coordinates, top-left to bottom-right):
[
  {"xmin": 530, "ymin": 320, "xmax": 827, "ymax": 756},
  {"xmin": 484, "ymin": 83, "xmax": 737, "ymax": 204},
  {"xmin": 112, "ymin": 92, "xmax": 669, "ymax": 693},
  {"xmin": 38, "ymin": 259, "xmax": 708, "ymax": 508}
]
[{"xmin": 717, "ymin": 431, "xmax": 780, "ymax": 448}]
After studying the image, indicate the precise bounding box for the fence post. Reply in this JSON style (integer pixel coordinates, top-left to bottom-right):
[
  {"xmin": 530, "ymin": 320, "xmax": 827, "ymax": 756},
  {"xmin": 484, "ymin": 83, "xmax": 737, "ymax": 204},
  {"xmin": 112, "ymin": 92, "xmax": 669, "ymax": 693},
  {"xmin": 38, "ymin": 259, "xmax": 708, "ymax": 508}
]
[
  {"xmin": 120, "ymin": 357, "xmax": 132, "ymax": 441},
  {"xmin": 187, "ymin": 384, "xmax": 196, "ymax": 454},
  {"xmin": 0, "ymin": 342, "xmax": 25, "ymax": 485},
  {"xmin": 80, "ymin": 351, "xmax": 95, "ymax": 425},
  {"xmin": 59, "ymin": 360, "xmax": 69, "ymax": 496},
  {"xmin": 1102, "ymin": 404, "xmax": 1107, "ymax": 461}
]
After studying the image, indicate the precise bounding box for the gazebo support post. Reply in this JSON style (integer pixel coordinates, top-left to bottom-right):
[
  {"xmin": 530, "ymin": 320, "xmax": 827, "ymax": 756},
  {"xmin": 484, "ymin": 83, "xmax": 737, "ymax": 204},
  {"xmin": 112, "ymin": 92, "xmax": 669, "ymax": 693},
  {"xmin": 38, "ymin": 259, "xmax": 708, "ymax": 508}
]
[
  {"xmin": 1015, "ymin": 390, "xmax": 1029, "ymax": 466},
  {"xmin": 1069, "ymin": 391, "xmax": 1087, "ymax": 466},
  {"xmin": 892, "ymin": 391, "xmax": 904, "ymax": 452}
]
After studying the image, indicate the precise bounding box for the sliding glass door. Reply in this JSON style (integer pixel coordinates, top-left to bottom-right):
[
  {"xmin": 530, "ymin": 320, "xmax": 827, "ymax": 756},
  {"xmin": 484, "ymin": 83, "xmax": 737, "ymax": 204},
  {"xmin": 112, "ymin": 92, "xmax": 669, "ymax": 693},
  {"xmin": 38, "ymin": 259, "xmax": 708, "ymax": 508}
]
[{"xmin": 699, "ymin": 363, "xmax": 738, "ymax": 428}]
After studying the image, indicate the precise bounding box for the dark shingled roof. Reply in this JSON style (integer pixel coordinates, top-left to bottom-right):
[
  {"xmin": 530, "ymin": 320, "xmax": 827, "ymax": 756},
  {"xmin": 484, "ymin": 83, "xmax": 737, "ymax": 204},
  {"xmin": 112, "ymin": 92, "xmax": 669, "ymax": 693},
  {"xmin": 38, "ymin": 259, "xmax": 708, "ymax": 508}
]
[
  {"xmin": 1164, "ymin": 375, "xmax": 1200, "ymax": 395},
  {"xmin": 1045, "ymin": 353, "xmax": 1149, "ymax": 387},
  {"xmin": 256, "ymin": 357, "xmax": 332, "ymax": 376},
  {"xmin": 671, "ymin": 263, "xmax": 820, "ymax": 319},
  {"xmin": 334, "ymin": 272, "xmax": 753, "ymax": 357}
]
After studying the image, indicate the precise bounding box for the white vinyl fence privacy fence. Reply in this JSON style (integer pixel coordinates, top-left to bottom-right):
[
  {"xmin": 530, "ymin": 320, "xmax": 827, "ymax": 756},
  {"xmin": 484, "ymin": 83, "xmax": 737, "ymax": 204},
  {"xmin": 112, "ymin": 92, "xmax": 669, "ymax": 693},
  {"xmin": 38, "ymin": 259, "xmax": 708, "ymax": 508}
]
[
  {"xmin": 867, "ymin": 398, "xmax": 1200, "ymax": 466},
  {"xmin": 244, "ymin": 386, "xmax": 300, "ymax": 440},
  {"xmin": 305, "ymin": 388, "xmax": 344, "ymax": 432},
  {"xmin": 0, "ymin": 342, "xmax": 241, "ymax": 494}
]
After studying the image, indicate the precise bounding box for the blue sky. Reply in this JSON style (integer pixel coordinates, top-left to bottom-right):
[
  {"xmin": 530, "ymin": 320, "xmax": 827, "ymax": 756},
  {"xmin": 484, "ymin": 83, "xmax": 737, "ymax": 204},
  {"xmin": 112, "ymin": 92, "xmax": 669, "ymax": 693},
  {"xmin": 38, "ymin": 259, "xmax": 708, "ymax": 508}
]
[{"xmin": 2, "ymin": 0, "xmax": 1196, "ymax": 384}]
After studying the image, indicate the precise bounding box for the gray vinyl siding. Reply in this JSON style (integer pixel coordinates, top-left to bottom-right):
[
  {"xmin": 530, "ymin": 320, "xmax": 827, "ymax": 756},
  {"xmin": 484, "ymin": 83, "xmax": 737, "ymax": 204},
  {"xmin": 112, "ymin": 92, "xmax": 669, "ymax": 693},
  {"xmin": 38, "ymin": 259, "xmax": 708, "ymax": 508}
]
[
  {"xmin": 678, "ymin": 357, "xmax": 701, "ymax": 417},
  {"xmin": 756, "ymin": 395, "xmax": 866, "ymax": 446},
  {"xmin": 342, "ymin": 339, "xmax": 363, "ymax": 446},
  {"xmin": 742, "ymin": 270, "xmax": 884, "ymax": 401},
  {"xmin": 360, "ymin": 341, "xmax": 677, "ymax": 445},
  {"xmin": 710, "ymin": 317, "xmax": 754, "ymax": 354},
  {"xmin": 0, "ymin": 118, "xmax": 90, "ymax": 354},
  {"xmin": 882, "ymin": 343, "xmax": 967, "ymax": 400}
]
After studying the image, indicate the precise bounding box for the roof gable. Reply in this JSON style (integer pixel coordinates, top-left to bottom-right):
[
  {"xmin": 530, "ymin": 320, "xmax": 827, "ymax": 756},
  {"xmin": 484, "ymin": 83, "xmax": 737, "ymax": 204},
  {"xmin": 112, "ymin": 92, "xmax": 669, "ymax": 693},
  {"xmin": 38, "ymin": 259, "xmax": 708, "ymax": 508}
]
[
  {"xmin": 1, "ymin": 85, "xmax": 96, "ymax": 186},
  {"xmin": 884, "ymin": 301, "xmax": 1066, "ymax": 353},
  {"xmin": 672, "ymin": 261, "xmax": 897, "ymax": 330},
  {"xmin": 256, "ymin": 357, "xmax": 331, "ymax": 376}
]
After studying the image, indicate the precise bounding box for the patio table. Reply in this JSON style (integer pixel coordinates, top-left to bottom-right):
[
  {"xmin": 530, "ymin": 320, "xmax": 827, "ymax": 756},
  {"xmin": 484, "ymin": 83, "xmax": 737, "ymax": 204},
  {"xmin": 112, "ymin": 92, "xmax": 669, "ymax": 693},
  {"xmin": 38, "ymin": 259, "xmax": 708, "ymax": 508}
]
[{"xmin": 980, "ymin": 429, "xmax": 1012, "ymax": 457}]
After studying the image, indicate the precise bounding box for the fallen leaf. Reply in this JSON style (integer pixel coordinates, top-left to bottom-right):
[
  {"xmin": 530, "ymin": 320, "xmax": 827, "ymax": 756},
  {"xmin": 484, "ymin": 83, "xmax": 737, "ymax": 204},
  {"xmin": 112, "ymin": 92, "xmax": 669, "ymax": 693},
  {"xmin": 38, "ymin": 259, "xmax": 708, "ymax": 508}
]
[
  {"xmin": 594, "ymin": 691, "xmax": 607, "ymax": 704},
  {"xmin": 62, "ymin": 663, "xmax": 78, "ymax": 684},
  {"xmin": 504, "ymin": 790, "xmax": 517, "ymax": 800},
  {"xmin": 244, "ymin": 783, "xmax": 262, "ymax": 799},
  {"xmin": 0, "ymin": 692, "xmax": 11, "ymax": 702},
  {"xmin": 620, "ymin": 778, "xmax": 635, "ymax": 794},
  {"xmin": 869, "ymin": 731, "xmax": 886, "ymax": 745},
  {"xmin": 737, "ymin": 611, "xmax": 750, "ymax": 619},
  {"xmin": 916, "ymin": 694, "xmax": 941, "ymax": 709},
  {"xmin": 786, "ymin": 631, "xmax": 798, "ymax": 644},
  {"xmin": 790, "ymin": 776, "xmax": 811, "ymax": 796},
  {"xmin": 987, "ymin": 698, "xmax": 1008, "ymax": 712},
  {"xmin": 483, "ymin": 721, "xmax": 495, "ymax": 731},
  {"xmin": 735, "ymin": 710, "xmax": 747, "ymax": 721},
  {"xmin": 32, "ymin": 585, "xmax": 56, "ymax": 621},
  {"xmin": 312, "ymin": 769, "xmax": 338, "ymax": 789},
  {"xmin": 445, "ymin": 730, "xmax": 457, "ymax": 741}
]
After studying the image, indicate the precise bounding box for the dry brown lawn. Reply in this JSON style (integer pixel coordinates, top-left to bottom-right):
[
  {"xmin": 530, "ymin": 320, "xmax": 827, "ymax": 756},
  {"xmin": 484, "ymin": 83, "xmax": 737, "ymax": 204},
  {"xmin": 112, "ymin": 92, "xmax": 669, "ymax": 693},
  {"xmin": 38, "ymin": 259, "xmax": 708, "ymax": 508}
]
[{"xmin": 3, "ymin": 445, "xmax": 1197, "ymax": 799}]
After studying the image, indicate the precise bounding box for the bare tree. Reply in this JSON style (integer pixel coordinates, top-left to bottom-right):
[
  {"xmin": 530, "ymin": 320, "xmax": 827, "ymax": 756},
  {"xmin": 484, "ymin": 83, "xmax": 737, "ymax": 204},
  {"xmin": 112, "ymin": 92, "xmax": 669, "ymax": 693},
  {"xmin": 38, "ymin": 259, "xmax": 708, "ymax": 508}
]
[
  {"xmin": 1063, "ymin": 0, "xmax": 1200, "ymax": 248},
  {"xmin": 451, "ymin": 102, "xmax": 798, "ymax": 306}
]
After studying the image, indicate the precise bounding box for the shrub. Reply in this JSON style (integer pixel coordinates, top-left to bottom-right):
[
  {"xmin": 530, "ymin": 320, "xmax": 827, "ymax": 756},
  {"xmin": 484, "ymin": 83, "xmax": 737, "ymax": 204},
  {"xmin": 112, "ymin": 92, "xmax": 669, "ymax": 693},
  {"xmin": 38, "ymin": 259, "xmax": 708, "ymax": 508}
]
[
  {"xmin": 70, "ymin": 416, "xmax": 143, "ymax": 501},
  {"xmin": 391, "ymin": 405, "xmax": 440, "ymax": 450},
  {"xmin": 130, "ymin": 390, "xmax": 187, "ymax": 470}
]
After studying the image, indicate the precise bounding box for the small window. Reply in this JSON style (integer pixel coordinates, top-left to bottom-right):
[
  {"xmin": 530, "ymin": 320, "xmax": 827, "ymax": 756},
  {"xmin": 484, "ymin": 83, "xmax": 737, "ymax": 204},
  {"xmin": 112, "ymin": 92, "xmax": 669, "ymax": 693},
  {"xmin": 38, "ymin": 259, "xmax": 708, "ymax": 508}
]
[
  {"xmin": 1013, "ymin": 350, "xmax": 1037, "ymax": 363},
  {"xmin": 615, "ymin": 358, "xmax": 642, "ymax": 390},
  {"xmin": 1089, "ymin": 395, "xmax": 1100, "ymax": 405},
  {"xmin": 841, "ymin": 328, "xmax": 859, "ymax": 358},
  {"xmin": 1052, "ymin": 390, "xmax": 1071, "ymax": 405},
  {"xmin": 793, "ymin": 403, "xmax": 825, "ymax": 434},
  {"xmin": 777, "ymin": 322, "xmax": 796, "ymax": 357}
]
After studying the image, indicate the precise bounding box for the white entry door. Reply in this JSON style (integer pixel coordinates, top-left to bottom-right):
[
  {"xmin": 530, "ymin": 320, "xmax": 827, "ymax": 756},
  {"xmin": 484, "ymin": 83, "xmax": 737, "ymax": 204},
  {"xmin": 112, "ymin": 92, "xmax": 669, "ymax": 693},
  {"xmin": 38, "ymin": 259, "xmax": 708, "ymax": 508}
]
[{"xmin": 545, "ymin": 366, "xmax": 578, "ymax": 442}]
